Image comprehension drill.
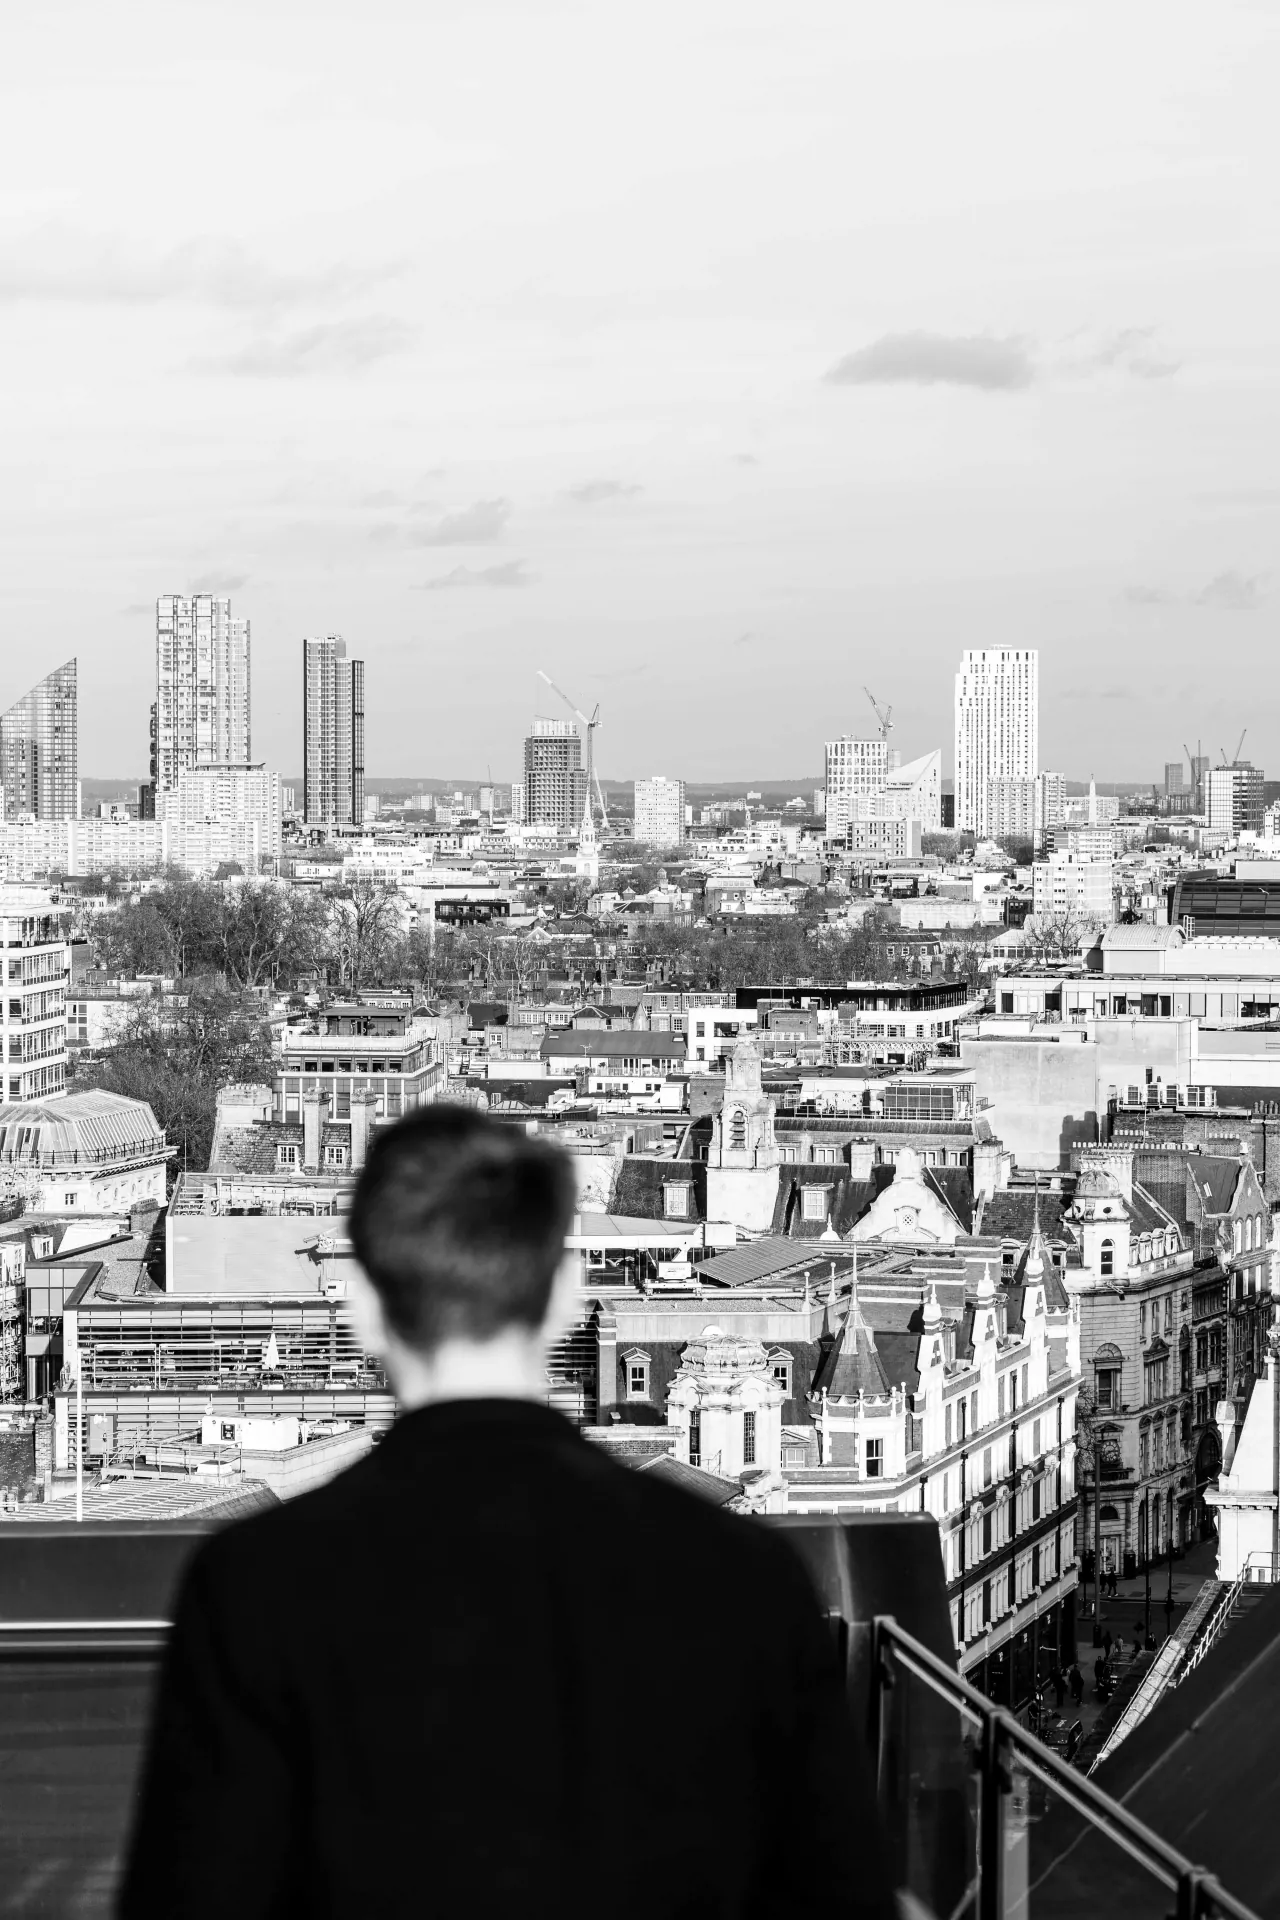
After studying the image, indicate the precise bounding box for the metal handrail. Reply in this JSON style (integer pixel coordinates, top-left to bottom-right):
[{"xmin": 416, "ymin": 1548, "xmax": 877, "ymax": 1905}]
[
  {"xmin": 872, "ymin": 1613, "xmax": 1260, "ymax": 1920},
  {"xmin": 1178, "ymin": 1550, "xmax": 1279, "ymax": 1686},
  {"xmin": 0, "ymin": 1617, "xmax": 171, "ymax": 1659}
]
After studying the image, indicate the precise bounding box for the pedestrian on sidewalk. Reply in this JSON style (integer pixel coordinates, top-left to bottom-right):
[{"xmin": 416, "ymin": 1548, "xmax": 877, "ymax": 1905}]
[
  {"xmin": 1052, "ymin": 1667, "xmax": 1066, "ymax": 1711},
  {"xmin": 1069, "ymin": 1664, "xmax": 1084, "ymax": 1706},
  {"xmin": 1102, "ymin": 1627, "xmax": 1113, "ymax": 1660}
]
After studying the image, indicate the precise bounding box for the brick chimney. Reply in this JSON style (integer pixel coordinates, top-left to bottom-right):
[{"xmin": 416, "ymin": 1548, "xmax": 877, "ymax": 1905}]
[
  {"xmin": 349, "ymin": 1089, "xmax": 379, "ymax": 1171},
  {"xmin": 302, "ymin": 1088, "xmax": 328, "ymax": 1173}
]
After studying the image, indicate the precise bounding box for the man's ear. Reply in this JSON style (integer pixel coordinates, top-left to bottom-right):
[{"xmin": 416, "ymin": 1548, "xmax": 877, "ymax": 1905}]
[{"xmin": 348, "ymin": 1265, "xmax": 390, "ymax": 1360}]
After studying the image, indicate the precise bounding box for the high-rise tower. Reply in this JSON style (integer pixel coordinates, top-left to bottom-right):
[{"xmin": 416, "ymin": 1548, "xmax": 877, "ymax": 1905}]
[
  {"xmin": 0, "ymin": 659, "xmax": 78, "ymax": 820},
  {"xmin": 154, "ymin": 595, "xmax": 250, "ymax": 792},
  {"xmin": 953, "ymin": 648, "xmax": 1038, "ymax": 836},
  {"xmin": 523, "ymin": 719, "xmax": 587, "ymax": 831},
  {"xmin": 303, "ymin": 636, "xmax": 365, "ymax": 826}
]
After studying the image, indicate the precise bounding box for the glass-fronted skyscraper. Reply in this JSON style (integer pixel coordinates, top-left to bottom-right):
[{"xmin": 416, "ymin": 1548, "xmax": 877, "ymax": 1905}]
[
  {"xmin": 303, "ymin": 636, "xmax": 365, "ymax": 825},
  {"xmin": 0, "ymin": 659, "xmax": 78, "ymax": 820},
  {"xmin": 154, "ymin": 595, "xmax": 250, "ymax": 793}
]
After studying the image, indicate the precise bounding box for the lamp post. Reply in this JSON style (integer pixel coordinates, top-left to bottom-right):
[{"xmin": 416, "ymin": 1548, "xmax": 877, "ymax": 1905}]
[
  {"xmin": 1143, "ymin": 1500, "xmax": 1152, "ymax": 1645},
  {"xmin": 1164, "ymin": 1509, "xmax": 1177, "ymax": 1636}
]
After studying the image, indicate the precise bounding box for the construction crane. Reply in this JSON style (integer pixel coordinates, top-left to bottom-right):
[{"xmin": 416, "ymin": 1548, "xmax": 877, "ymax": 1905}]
[
  {"xmin": 863, "ymin": 687, "xmax": 894, "ymax": 745},
  {"xmin": 536, "ymin": 669, "xmax": 609, "ymax": 836}
]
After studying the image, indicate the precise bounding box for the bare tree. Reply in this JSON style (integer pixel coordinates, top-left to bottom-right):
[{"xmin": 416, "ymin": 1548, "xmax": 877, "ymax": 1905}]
[{"xmin": 326, "ymin": 879, "xmax": 402, "ymax": 988}]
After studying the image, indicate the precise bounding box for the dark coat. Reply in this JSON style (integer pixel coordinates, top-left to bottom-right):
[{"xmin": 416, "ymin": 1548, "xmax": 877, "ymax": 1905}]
[{"xmin": 119, "ymin": 1400, "xmax": 889, "ymax": 1919}]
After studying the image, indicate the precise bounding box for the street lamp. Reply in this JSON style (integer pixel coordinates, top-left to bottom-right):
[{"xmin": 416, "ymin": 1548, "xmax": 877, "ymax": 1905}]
[
  {"xmin": 1143, "ymin": 1499, "xmax": 1152, "ymax": 1646},
  {"xmin": 1164, "ymin": 1513, "xmax": 1176, "ymax": 1636}
]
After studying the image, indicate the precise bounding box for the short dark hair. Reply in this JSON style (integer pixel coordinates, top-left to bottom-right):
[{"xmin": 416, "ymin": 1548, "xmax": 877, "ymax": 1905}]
[{"xmin": 347, "ymin": 1104, "xmax": 577, "ymax": 1350}]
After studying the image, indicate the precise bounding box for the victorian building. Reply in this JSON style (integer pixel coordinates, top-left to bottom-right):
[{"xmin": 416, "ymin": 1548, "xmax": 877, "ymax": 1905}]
[{"xmin": 581, "ymin": 1219, "xmax": 1081, "ymax": 1710}]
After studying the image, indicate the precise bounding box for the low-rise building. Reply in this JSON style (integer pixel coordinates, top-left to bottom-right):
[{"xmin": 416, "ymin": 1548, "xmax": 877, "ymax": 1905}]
[{"xmin": 273, "ymin": 994, "xmax": 443, "ymax": 1125}]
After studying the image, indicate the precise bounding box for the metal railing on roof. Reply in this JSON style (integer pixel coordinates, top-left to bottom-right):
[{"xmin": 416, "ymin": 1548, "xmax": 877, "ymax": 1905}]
[{"xmin": 872, "ymin": 1613, "xmax": 1259, "ymax": 1918}]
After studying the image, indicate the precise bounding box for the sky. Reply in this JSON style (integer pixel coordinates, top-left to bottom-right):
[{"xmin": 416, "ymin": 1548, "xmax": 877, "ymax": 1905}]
[{"xmin": 2, "ymin": 0, "xmax": 1279, "ymax": 785}]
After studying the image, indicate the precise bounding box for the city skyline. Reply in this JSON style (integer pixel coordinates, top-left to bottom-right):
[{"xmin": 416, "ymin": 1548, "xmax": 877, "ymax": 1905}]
[{"xmin": 3, "ymin": 5, "xmax": 1278, "ymax": 783}]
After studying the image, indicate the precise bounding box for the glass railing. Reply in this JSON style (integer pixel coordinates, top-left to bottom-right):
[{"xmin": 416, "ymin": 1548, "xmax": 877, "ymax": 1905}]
[{"xmin": 871, "ymin": 1614, "xmax": 1259, "ymax": 1920}]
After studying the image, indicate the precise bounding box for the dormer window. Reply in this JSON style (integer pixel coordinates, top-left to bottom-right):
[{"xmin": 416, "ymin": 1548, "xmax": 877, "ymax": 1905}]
[
  {"xmin": 325, "ymin": 1145, "xmax": 347, "ymax": 1168},
  {"xmin": 622, "ymin": 1348, "xmax": 651, "ymax": 1400},
  {"xmin": 278, "ymin": 1144, "xmax": 298, "ymax": 1169},
  {"xmin": 768, "ymin": 1349, "xmax": 793, "ymax": 1396},
  {"xmin": 802, "ymin": 1185, "xmax": 829, "ymax": 1222}
]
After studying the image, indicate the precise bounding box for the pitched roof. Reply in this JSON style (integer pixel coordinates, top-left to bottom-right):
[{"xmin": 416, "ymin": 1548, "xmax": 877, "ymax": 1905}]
[
  {"xmin": 980, "ymin": 1187, "xmax": 1072, "ymax": 1244},
  {"xmin": 772, "ymin": 1167, "xmax": 879, "ymax": 1239},
  {"xmin": 812, "ymin": 1300, "xmax": 891, "ymax": 1401},
  {"xmin": 633, "ymin": 1454, "xmax": 742, "ymax": 1506},
  {"xmin": 611, "ymin": 1156, "xmax": 708, "ymax": 1222},
  {"xmin": 696, "ymin": 1236, "xmax": 820, "ymax": 1287}
]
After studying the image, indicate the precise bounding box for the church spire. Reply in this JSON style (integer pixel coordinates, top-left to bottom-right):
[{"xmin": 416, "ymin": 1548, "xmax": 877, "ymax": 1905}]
[{"xmin": 1025, "ymin": 1175, "xmax": 1046, "ymax": 1282}]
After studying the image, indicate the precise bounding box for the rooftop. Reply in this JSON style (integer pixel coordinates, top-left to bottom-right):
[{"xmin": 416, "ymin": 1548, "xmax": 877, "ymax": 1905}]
[{"xmin": 0, "ymin": 1092, "xmax": 171, "ymax": 1169}]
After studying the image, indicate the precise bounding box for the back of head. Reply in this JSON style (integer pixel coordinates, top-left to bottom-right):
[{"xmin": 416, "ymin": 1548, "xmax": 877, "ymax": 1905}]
[{"xmin": 348, "ymin": 1104, "xmax": 577, "ymax": 1351}]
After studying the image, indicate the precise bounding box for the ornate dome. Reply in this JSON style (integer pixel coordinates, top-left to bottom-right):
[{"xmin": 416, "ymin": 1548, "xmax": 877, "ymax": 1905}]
[
  {"xmin": 1074, "ymin": 1167, "xmax": 1121, "ymax": 1200},
  {"xmin": 679, "ymin": 1325, "xmax": 769, "ymax": 1376}
]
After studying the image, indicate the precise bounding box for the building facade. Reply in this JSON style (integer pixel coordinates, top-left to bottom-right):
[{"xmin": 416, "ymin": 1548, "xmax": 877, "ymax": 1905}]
[
  {"xmin": 524, "ymin": 721, "xmax": 587, "ymax": 832},
  {"xmin": 0, "ymin": 661, "xmax": 78, "ymax": 822},
  {"xmin": 954, "ymin": 648, "xmax": 1039, "ymax": 836},
  {"xmin": 1206, "ymin": 764, "xmax": 1264, "ymax": 840},
  {"xmin": 155, "ymin": 596, "xmax": 250, "ymax": 793},
  {"xmin": 157, "ymin": 764, "xmax": 282, "ymax": 861},
  {"xmin": 633, "ymin": 777, "xmax": 685, "ymax": 847},
  {"xmin": 303, "ymin": 636, "xmax": 365, "ymax": 828},
  {"xmin": 1031, "ymin": 854, "xmax": 1115, "ymax": 923},
  {"xmin": 986, "ymin": 777, "xmax": 1036, "ymax": 841},
  {"xmin": 824, "ymin": 737, "xmax": 889, "ymax": 837},
  {"xmin": 1035, "ymin": 771, "xmax": 1067, "ymax": 835},
  {"xmin": 0, "ymin": 890, "xmax": 69, "ymax": 1104}
]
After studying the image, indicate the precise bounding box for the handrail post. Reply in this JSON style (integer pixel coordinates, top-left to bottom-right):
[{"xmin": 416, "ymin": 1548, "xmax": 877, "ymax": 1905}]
[
  {"xmin": 1175, "ymin": 1865, "xmax": 1207, "ymax": 1920},
  {"xmin": 868, "ymin": 1613, "xmax": 894, "ymax": 1798},
  {"xmin": 977, "ymin": 1710, "xmax": 1010, "ymax": 1920}
]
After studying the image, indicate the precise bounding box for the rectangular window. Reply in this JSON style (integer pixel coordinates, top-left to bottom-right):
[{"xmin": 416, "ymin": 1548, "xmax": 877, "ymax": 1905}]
[
  {"xmin": 743, "ymin": 1411, "xmax": 756, "ymax": 1467},
  {"xmin": 865, "ymin": 1437, "xmax": 883, "ymax": 1479},
  {"xmin": 689, "ymin": 1410, "xmax": 701, "ymax": 1467},
  {"xmin": 983, "ymin": 1447, "xmax": 992, "ymax": 1489},
  {"xmin": 628, "ymin": 1363, "xmax": 647, "ymax": 1398},
  {"xmin": 982, "ymin": 1511, "xmax": 992, "ymax": 1555},
  {"xmin": 971, "ymin": 1390, "xmax": 979, "ymax": 1433},
  {"xmin": 998, "ymin": 1376, "xmax": 1005, "ymax": 1417},
  {"xmin": 1021, "ymin": 1363, "xmax": 1028, "ymax": 1402},
  {"xmin": 945, "ymin": 1403, "xmax": 953, "ymax": 1447},
  {"xmin": 1032, "ymin": 1545, "xmax": 1041, "ymax": 1585},
  {"xmin": 1033, "ymin": 1418, "xmax": 1041, "ymax": 1456},
  {"xmin": 1032, "ymin": 1479, "xmax": 1041, "ymax": 1520}
]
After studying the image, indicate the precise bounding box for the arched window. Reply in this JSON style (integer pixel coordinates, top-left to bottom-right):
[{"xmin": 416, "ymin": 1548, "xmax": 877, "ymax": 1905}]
[
  {"xmin": 729, "ymin": 1108, "xmax": 747, "ymax": 1151},
  {"xmin": 1100, "ymin": 1238, "xmax": 1115, "ymax": 1278},
  {"xmin": 1234, "ymin": 1219, "xmax": 1244, "ymax": 1256}
]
